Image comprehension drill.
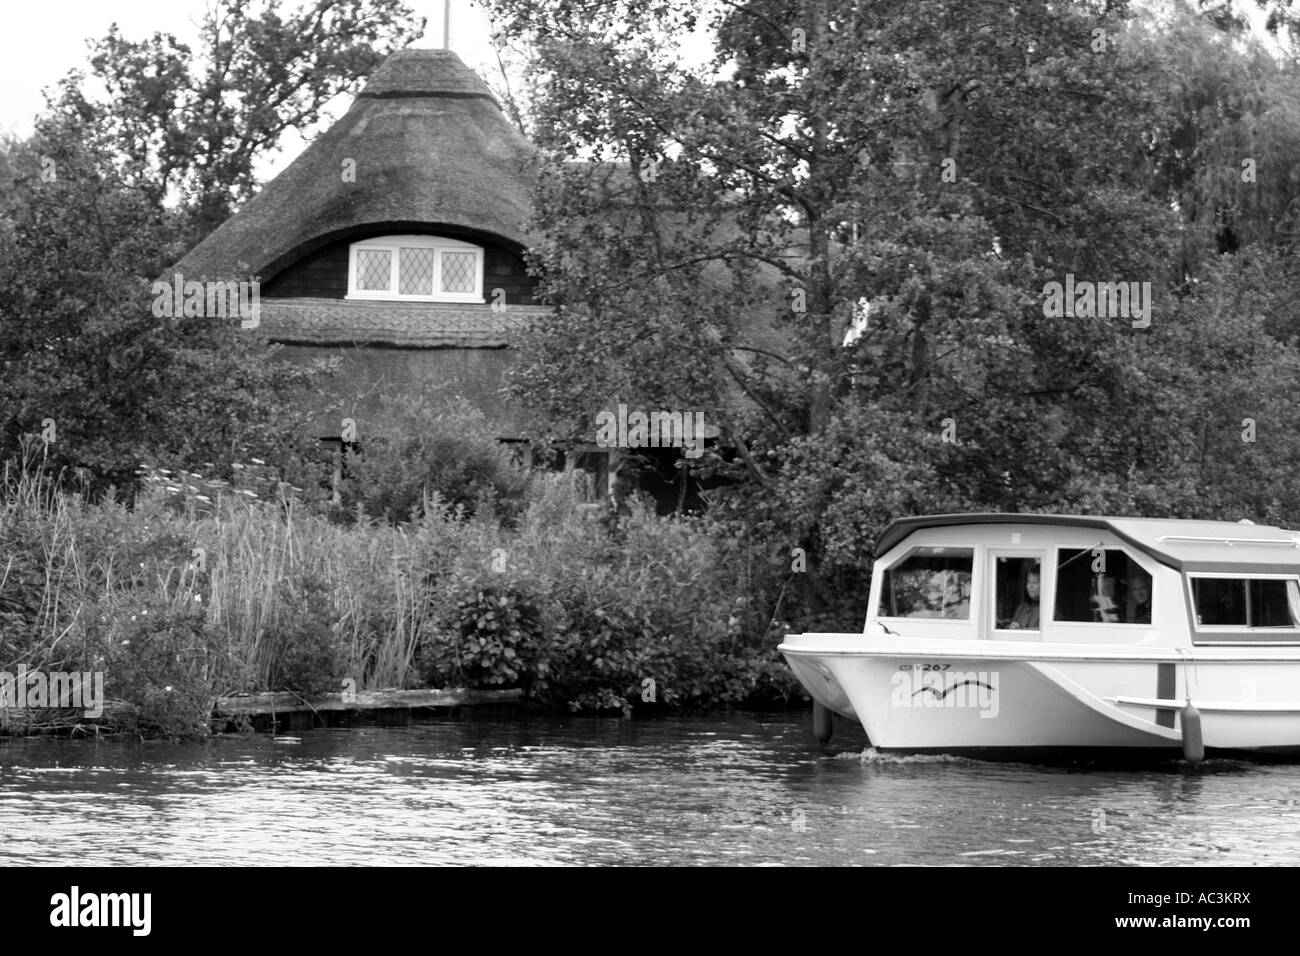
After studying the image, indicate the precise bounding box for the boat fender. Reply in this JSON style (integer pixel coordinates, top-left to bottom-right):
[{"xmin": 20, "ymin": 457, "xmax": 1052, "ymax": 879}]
[
  {"xmin": 1180, "ymin": 701, "xmax": 1204, "ymax": 765},
  {"xmin": 813, "ymin": 701, "xmax": 833, "ymax": 744}
]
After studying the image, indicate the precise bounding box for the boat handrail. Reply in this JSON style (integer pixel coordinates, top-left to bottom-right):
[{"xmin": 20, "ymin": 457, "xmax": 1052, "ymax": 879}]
[{"xmin": 1156, "ymin": 535, "xmax": 1300, "ymax": 547}]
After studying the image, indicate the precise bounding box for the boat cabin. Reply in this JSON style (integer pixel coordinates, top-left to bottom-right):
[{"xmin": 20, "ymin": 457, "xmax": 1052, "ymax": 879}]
[{"xmin": 868, "ymin": 514, "xmax": 1300, "ymax": 646}]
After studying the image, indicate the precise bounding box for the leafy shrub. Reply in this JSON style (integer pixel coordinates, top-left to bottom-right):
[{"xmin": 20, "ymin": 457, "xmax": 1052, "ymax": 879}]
[
  {"xmin": 337, "ymin": 395, "xmax": 528, "ymax": 524},
  {"xmin": 410, "ymin": 487, "xmax": 794, "ymax": 715},
  {"xmin": 1, "ymin": 448, "xmax": 799, "ymax": 737},
  {"xmin": 91, "ymin": 592, "xmax": 223, "ymax": 737},
  {"xmin": 546, "ymin": 586, "xmax": 670, "ymax": 715},
  {"xmin": 421, "ymin": 584, "xmax": 549, "ymax": 690}
]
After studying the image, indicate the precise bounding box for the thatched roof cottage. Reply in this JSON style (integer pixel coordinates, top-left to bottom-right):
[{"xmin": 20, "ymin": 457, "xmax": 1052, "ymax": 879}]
[
  {"xmin": 170, "ymin": 48, "xmax": 545, "ymax": 448},
  {"xmin": 166, "ymin": 47, "xmax": 787, "ymax": 511}
]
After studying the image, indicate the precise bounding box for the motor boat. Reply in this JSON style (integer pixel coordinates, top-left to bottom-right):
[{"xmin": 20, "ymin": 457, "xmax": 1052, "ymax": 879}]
[{"xmin": 779, "ymin": 513, "xmax": 1300, "ymax": 761}]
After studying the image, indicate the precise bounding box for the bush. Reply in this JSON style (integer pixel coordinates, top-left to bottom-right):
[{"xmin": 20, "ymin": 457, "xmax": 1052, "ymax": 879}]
[
  {"xmin": 337, "ymin": 395, "xmax": 528, "ymax": 524},
  {"xmin": 265, "ymin": 573, "xmax": 343, "ymax": 696},
  {"xmin": 411, "ymin": 482, "xmax": 797, "ymax": 715},
  {"xmin": 545, "ymin": 585, "xmax": 668, "ymax": 714},
  {"xmin": 420, "ymin": 584, "xmax": 549, "ymax": 690},
  {"xmin": 91, "ymin": 591, "xmax": 224, "ymax": 737},
  {"xmin": 1, "ymin": 449, "xmax": 800, "ymax": 736}
]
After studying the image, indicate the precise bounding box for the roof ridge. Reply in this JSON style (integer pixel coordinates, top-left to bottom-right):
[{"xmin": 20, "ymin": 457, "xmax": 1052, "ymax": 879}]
[{"xmin": 357, "ymin": 47, "xmax": 499, "ymax": 106}]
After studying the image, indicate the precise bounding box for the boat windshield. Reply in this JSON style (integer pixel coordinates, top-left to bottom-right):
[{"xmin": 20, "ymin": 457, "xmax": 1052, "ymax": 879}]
[{"xmin": 877, "ymin": 547, "xmax": 974, "ymax": 619}]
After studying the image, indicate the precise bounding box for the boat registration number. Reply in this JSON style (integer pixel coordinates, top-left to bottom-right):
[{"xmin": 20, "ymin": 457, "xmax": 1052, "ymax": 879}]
[{"xmin": 897, "ymin": 664, "xmax": 950, "ymax": 671}]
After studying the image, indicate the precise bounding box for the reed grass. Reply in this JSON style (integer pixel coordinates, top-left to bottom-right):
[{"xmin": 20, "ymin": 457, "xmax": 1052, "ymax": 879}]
[{"xmin": 0, "ymin": 449, "xmax": 790, "ymax": 736}]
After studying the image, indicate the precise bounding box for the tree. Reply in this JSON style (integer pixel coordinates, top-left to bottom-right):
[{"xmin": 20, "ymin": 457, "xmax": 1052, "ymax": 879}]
[
  {"xmin": 0, "ymin": 1, "xmax": 432, "ymax": 495},
  {"xmin": 45, "ymin": 0, "xmax": 426, "ymax": 244},
  {"xmin": 1140, "ymin": 6, "xmax": 1300, "ymax": 266},
  {"xmin": 491, "ymin": 0, "xmax": 1300, "ymax": 630},
  {"xmin": 0, "ymin": 132, "xmax": 41, "ymax": 211},
  {"xmin": 0, "ymin": 112, "xmax": 329, "ymax": 495}
]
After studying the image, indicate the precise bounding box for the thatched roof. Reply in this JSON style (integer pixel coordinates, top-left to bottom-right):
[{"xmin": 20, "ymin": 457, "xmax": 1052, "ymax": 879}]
[
  {"xmin": 171, "ymin": 49, "xmax": 536, "ymax": 282},
  {"xmin": 259, "ymin": 298, "xmax": 549, "ymax": 348}
]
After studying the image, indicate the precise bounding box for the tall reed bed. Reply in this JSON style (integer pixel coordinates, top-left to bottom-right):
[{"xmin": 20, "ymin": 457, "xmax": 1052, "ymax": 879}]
[{"xmin": 1, "ymin": 453, "xmax": 795, "ymax": 736}]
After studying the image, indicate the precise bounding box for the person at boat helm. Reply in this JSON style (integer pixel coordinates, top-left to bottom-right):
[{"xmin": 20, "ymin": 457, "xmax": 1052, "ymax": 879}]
[
  {"xmin": 1008, "ymin": 569, "xmax": 1041, "ymax": 629},
  {"xmin": 1125, "ymin": 576, "xmax": 1152, "ymax": 624},
  {"xmin": 912, "ymin": 570, "xmax": 970, "ymax": 618}
]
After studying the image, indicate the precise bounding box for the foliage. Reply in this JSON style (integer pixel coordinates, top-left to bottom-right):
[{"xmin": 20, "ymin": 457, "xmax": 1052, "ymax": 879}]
[
  {"xmin": 335, "ymin": 395, "xmax": 530, "ymax": 524},
  {"xmin": 43, "ymin": 0, "xmax": 427, "ymax": 240},
  {"xmin": 415, "ymin": 477, "xmax": 801, "ymax": 713},
  {"xmin": 420, "ymin": 584, "xmax": 549, "ymax": 689},
  {"xmin": 0, "ymin": 2, "xmax": 429, "ymax": 500},
  {"xmin": 0, "ymin": 109, "xmax": 336, "ymax": 499},
  {"xmin": 0, "ymin": 131, "xmax": 40, "ymax": 209},
  {"xmin": 29, "ymin": 0, "xmax": 1300, "ymax": 732},
  {"xmin": 91, "ymin": 593, "xmax": 223, "ymax": 738},
  {"xmin": 265, "ymin": 573, "xmax": 345, "ymax": 696},
  {"xmin": 2, "ymin": 456, "xmax": 791, "ymax": 735},
  {"xmin": 487, "ymin": 0, "xmax": 1300, "ymax": 632}
]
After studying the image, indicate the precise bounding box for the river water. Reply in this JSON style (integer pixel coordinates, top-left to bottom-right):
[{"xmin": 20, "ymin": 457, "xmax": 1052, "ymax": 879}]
[{"xmin": 1, "ymin": 712, "xmax": 1298, "ymax": 866}]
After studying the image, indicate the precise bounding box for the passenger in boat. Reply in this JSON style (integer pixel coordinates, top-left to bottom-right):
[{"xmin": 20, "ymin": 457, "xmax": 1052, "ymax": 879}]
[
  {"xmin": 1125, "ymin": 576, "xmax": 1152, "ymax": 624},
  {"xmin": 1008, "ymin": 570, "xmax": 1041, "ymax": 629}
]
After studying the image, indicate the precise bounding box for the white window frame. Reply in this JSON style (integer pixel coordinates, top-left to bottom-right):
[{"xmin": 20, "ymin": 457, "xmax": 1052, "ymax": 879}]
[
  {"xmin": 346, "ymin": 235, "xmax": 484, "ymax": 303},
  {"xmin": 987, "ymin": 549, "xmax": 1045, "ymax": 636},
  {"xmin": 1186, "ymin": 572, "xmax": 1300, "ymax": 642},
  {"xmin": 1049, "ymin": 545, "xmax": 1156, "ymax": 627}
]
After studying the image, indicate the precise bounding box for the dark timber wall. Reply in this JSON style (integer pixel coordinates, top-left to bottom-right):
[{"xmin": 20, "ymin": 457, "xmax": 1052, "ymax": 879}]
[{"xmin": 263, "ymin": 235, "xmax": 537, "ymax": 304}]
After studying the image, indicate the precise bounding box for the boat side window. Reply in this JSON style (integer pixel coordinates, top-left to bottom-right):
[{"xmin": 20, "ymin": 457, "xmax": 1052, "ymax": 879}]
[
  {"xmin": 877, "ymin": 547, "xmax": 973, "ymax": 620},
  {"xmin": 1191, "ymin": 577, "xmax": 1300, "ymax": 628},
  {"xmin": 995, "ymin": 557, "xmax": 1042, "ymax": 630},
  {"xmin": 1053, "ymin": 548, "xmax": 1153, "ymax": 624}
]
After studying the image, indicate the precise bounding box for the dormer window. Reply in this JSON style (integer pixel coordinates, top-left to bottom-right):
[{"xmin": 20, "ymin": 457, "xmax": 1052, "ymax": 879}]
[{"xmin": 347, "ymin": 235, "xmax": 484, "ymax": 302}]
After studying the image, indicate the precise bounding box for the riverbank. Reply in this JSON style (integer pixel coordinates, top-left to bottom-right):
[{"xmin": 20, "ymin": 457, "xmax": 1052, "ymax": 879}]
[{"xmin": 0, "ymin": 459, "xmax": 801, "ymax": 737}]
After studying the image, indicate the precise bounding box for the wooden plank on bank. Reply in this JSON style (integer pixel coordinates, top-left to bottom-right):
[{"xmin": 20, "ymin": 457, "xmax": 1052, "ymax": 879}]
[{"xmin": 213, "ymin": 687, "xmax": 522, "ymax": 716}]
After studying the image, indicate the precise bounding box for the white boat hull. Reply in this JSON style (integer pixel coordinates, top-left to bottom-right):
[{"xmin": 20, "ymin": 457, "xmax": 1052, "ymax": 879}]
[{"xmin": 781, "ymin": 633, "xmax": 1300, "ymax": 757}]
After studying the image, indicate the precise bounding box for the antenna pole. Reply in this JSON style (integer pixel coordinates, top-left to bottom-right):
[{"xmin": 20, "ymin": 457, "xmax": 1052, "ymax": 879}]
[{"xmin": 443, "ymin": 0, "xmax": 451, "ymax": 49}]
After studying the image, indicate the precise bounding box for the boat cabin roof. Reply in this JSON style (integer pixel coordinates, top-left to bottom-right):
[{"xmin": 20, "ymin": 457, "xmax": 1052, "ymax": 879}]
[{"xmin": 875, "ymin": 513, "xmax": 1300, "ymax": 574}]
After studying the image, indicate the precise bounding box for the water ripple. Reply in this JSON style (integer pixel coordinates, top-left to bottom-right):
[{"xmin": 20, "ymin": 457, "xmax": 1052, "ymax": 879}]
[{"xmin": 1, "ymin": 715, "xmax": 1298, "ymax": 865}]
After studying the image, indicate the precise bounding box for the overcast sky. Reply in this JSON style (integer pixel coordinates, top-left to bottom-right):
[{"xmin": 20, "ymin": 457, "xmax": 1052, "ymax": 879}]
[
  {"xmin": 0, "ymin": 1, "xmax": 1286, "ymax": 181},
  {"xmin": 0, "ymin": 0, "xmax": 503, "ymax": 178}
]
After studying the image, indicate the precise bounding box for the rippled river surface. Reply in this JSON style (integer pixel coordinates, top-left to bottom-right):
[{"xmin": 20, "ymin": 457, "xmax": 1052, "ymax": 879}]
[{"xmin": 2, "ymin": 713, "xmax": 1299, "ymax": 865}]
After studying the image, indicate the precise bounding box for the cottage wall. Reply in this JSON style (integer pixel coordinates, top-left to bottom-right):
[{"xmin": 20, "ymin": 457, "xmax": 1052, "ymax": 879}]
[{"xmin": 262, "ymin": 235, "xmax": 536, "ymax": 303}]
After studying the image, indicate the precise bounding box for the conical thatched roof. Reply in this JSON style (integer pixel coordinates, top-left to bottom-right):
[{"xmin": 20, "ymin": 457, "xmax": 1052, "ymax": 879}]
[{"xmin": 172, "ymin": 49, "xmax": 536, "ymax": 282}]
